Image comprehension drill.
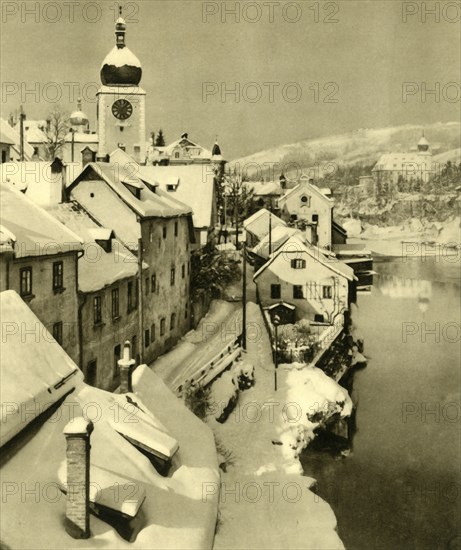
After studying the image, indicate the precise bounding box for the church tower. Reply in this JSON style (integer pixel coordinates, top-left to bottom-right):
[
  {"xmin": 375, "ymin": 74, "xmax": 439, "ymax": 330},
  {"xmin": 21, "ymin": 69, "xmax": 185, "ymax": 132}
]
[{"xmin": 97, "ymin": 7, "xmax": 146, "ymax": 163}]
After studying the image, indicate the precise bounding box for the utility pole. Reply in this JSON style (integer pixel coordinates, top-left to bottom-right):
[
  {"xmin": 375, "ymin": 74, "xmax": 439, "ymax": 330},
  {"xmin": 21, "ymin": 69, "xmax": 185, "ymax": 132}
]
[
  {"xmin": 242, "ymin": 241, "xmax": 247, "ymax": 350},
  {"xmin": 19, "ymin": 106, "xmax": 25, "ymax": 161},
  {"xmin": 268, "ymin": 212, "xmax": 272, "ymax": 256}
]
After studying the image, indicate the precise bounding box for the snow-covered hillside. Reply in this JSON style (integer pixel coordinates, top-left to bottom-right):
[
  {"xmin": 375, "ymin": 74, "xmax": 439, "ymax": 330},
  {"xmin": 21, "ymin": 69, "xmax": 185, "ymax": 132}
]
[{"xmin": 230, "ymin": 122, "xmax": 461, "ymax": 179}]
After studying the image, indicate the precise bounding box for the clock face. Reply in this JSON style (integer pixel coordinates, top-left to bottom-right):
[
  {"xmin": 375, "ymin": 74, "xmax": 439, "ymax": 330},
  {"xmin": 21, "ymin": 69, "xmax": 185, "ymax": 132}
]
[{"xmin": 111, "ymin": 99, "xmax": 133, "ymax": 120}]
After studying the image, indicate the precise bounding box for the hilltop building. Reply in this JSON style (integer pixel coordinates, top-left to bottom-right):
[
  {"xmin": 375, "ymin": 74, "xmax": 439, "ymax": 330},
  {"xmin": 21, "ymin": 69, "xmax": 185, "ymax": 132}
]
[{"xmin": 372, "ymin": 133, "xmax": 436, "ymax": 185}]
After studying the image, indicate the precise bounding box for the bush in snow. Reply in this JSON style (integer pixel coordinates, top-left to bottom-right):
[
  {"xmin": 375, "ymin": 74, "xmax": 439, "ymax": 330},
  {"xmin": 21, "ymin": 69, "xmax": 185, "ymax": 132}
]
[
  {"xmin": 231, "ymin": 360, "xmax": 255, "ymax": 390},
  {"xmin": 183, "ymin": 381, "xmax": 213, "ymax": 420}
]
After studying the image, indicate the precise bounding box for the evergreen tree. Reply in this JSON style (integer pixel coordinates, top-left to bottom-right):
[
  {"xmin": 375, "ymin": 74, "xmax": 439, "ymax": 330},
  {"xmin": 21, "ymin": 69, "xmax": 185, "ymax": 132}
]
[{"xmin": 155, "ymin": 129, "xmax": 166, "ymax": 146}]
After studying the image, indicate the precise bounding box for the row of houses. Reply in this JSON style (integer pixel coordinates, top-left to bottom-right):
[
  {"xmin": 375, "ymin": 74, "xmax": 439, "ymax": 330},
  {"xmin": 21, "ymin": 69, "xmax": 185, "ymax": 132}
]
[
  {"xmin": 243, "ymin": 180, "xmax": 357, "ymax": 328},
  {"xmin": 0, "ymin": 150, "xmax": 218, "ymax": 391}
]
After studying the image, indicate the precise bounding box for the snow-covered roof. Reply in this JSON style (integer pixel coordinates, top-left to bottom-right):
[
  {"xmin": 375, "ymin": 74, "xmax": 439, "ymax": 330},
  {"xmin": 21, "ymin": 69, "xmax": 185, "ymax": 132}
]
[
  {"xmin": 0, "ymin": 224, "xmax": 15, "ymax": 253},
  {"xmin": 0, "ymin": 290, "xmax": 81, "ymax": 446},
  {"xmin": 278, "ymin": 179, "xmax": 334, "ymax": 207},
  {"xmin": 252, "ymin": 225, "xmax": 298, "ymax": 259},
  {"xmin": 139, "ymin": 164, "xmax": 216, "ymax": 229},
  {"xmin": 254, "ymin": 234, "xmax": 356, "ymax": 282},
  {"xmin": 24, "ymin": 123, "xmax": 48, "ymax": 144},
  {"xmin": 373, "ymin": 152, "xmax": 435, "ymax": 172},
  {"xmin": 46, "ymin": 202, "xmax": 143, "ymax": 293},
  {"xmin": 164, "ymin": 136, "xmax": 213, "ymax": 159},
  {"xmin": 1, "ymin": 291, "xmax": 219, "ymax": 549},
  {"xmin": 0, "ymin": 161, "xmax": 83, "ymax": 201},
  {"xmin": 0, "ymin": 118, "xmax": 34, "ymax": 160},
  {"xmin": 244, "ymin": 180, "xmax": 282, "ymax": 197},
  {"xmin": 101, "ymin": 44, "xmax": 141, "ymax": 69},
  {"xmin": 70, "ymin": 162, "xmax": 192, "ymax": 219},
  {"xmin": 0, "ymin": 131, "xmax": 15, "ymax": 145},
  {"xmin": 243, "ymin": 208, "xmax": 287, "ymax": 240},
  {"xmin": 0, "ymin": 183, "xmax": 83, "ymax": 257}
]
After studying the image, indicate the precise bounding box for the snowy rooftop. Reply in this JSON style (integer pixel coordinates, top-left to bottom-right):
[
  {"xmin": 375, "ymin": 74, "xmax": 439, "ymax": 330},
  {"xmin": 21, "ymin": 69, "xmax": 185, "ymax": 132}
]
[
  {"xmin": 0, "ymin": 118, "xmax": 34, "ymax": 160},
  {"xmin": 0, "ymin": 290, "xmax": 80, "ymax": 446},
  {"xmin": 139, "ymin": 164, "xmax": 216, "ymax": 229},
  {"xmin": 254, "ymin": 234, "xmax": 356, "ymax": 282},
  {"xmin": 101, "ymin": 45, "xmax": 142, "ymax": 69},
  {"xmin": 252, "ymin": 225, "xmax": 298, "ymax": 259},
  {"xmin": 1, "ymin": 291, "xmax": 219, "ymax": 549},
  {"xmin": 244, "ymin": 180, "xmax": 282, "ymax": 197},
  {"xmin": 373, "ymin": 152, "xmax": 435, "ymax": 172},
  {"xmin": 0, "ymin": 183, "xmax": 83, "ymax": 257},
  {"xmin": 70, "ymin": 162, "xmax": 192, "ymax": 219},
  {"xmin": 1, "ymin": 161, "xmax": 83, "ymax": 200},
  {"xmin": 47, "ymin": 202, "xmax": 143, "ymax": 293},
  {"xmin": 243, "ymin": 208, "xmax": 287, "ymax": 240}
]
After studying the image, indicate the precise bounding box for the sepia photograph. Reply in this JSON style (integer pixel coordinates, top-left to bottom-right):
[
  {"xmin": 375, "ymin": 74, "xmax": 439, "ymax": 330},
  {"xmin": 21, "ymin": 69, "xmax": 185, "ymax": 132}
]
[{"xmin": 0, "ymin": 1, "xmax": 460, "ymax": 549}]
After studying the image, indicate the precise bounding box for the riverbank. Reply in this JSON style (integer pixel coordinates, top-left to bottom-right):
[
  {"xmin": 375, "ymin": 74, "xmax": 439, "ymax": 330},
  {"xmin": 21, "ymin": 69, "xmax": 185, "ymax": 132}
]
[{"xmin": 300, "ymin": 257, "xmax": 461, "ymax": 550}]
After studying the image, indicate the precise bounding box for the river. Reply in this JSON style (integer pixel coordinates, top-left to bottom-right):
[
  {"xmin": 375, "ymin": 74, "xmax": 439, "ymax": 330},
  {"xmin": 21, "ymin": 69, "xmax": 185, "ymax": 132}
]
[{"xmin": 301, "ymin": 256, "xmax": 461, "ymax": 550}]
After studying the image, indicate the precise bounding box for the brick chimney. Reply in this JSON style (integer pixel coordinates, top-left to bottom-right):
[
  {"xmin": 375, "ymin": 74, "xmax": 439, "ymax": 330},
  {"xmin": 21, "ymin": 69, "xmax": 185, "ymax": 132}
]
[
  {"xmin": 63, "ymin": 417, "xmax": 94, "ymax": 539},
  {"xmin": 118, "ymin": 340, "xmax": 136, "ymax": 393}
]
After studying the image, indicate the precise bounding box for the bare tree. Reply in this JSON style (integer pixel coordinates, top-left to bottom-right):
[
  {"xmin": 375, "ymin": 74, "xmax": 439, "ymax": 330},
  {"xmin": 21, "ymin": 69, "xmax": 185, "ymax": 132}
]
[
  {"xmin": 45, "ymin": 107, "xmax": 70, "ymax": 160},
  {"xmin": 224, "ymin": 169, "xmax": 255, "ymax": 249}
]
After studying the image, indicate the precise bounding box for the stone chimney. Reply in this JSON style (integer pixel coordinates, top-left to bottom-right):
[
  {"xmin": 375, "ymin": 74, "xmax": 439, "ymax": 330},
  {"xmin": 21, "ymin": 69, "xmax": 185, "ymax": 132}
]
[
  {"xmin": 50, "ymin": 157, "xmax": 66, "ymax": 202},
  {"xmin": 63, "ymin": 417, "xmax": 94, "ymax": 539},
  {"xmin": 118, "ymin": 340, "xmax": 136, "ymax": 393}
]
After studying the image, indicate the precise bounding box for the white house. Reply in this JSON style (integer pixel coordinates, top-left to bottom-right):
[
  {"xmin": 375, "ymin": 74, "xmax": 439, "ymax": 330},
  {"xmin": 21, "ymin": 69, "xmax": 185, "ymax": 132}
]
[
  {"xmin": 277, "ymin": 177, "xmax": 334, "ymax": 249},
  {"xmin": 243, "ymin": 208, "xmax": 287, "ymax": 247},
  {"xmin": 254, "ymin": 235, "xmax": 356, "ymax": 324}
]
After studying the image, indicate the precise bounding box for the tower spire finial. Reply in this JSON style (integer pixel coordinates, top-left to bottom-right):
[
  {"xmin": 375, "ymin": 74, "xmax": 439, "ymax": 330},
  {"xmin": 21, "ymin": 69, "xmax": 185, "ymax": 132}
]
[{"xmin": 119, "ymin": 4, "xmax": 122, "ymax": 17}]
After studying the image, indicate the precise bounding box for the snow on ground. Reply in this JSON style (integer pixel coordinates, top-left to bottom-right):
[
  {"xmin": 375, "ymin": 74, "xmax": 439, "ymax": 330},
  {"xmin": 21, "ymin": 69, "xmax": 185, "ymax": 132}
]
[
  {"xmin": 151, "ymin": 300, "xmax": 239, "ymax": 386},
  {"xmin": 208, "ymin": 302, "xmax": 346, "ymax": 550},
  {"xmin": 346, "ymin": 216, "xmax": 461, "ymax": 256}
]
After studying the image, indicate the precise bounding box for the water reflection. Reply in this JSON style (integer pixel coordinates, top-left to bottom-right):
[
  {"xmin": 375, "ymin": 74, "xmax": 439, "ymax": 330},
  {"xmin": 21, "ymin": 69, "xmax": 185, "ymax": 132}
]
[{"xmin": 379, "ymin": 274, "xmax": 432, "ymax": 315}]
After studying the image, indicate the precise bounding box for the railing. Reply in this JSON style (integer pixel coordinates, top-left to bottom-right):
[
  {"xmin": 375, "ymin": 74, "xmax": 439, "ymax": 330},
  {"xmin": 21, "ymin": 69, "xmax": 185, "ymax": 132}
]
[{"xmin": 174, "ymin": 335, "xmax": 242, "ymax": 395}]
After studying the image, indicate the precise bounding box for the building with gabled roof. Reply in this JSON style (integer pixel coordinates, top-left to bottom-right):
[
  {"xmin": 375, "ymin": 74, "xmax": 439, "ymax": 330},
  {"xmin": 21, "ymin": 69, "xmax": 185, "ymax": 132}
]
[
  {"xmin": 110, "ymin": 147, "xmax": 218, "ymax": 246},
  {"xmin": 0, "ymin": 290, "xmax": 219, "ymax": 549},
  {"xmin": 68, "ymin": 161, "xmax": 196, "ymax": 364},
  {"xmin": 253, "ymin": 234, "xmax": 356, "ymax": 325},
  {"xmin": 277, "ymin": 177, "xmax": 335, "ymax": 249},
  {"xmin": 47, "ymin": 201, "xmax": 144, "ymax": 390},
  {"xmin": 0, "ymin": 117, "xmax": 35, "ymax": 161},
  {"xmin": 0, "ymin": 183, "xmax": 83, "ymax": 362},
  {"xmin": 243, "ymin": 208, "xmax": 287, "ymax": 247}
]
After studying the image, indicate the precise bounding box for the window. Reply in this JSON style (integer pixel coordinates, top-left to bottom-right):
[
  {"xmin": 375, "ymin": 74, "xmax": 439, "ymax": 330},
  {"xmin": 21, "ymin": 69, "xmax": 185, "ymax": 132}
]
[
  {"xmin": 293, "ymin": 285, "xmax": 303, "ymax": 299},
  {"xmin": 93, "ymin": 296, "xmax": 102, "ymax": 324},
  {"xmin": 175, "ymin": 152, "xmax": 180, "ymax": 158},
  {"xmin": 182, "ymin": 264, "xmax": 185, "ymax": 278},
  {"xmin": 163, "ymin": 226, "xmax": 167, "ymax": 239},
  {"xmin": 86, "ymin": 359, "xmax": 97, "ymax": 387},
  {"xmin": 291, "ymin": 259, "xmax": 306, "ymax": 269},
  {"xmin": 270, "ymin": 284, "xmax": 281, "ymax": 299},
  {"xmin": 127, "ymin": 281, "xmax": 136, "ymax": 312},
  {"xmin": 114, "ymin": 344, "xmax": 121, "ymax": 379},
  {"xmin": 145, "ymin": 277, "xmax": 150, "ymax": 295},
  {"xmin": 52, "ymin": 261, "xmax": 63, "ymax": 291},
  {"xmin": 300, "ymin": 195, "xmax": 310, "ymax": 205},
  {"xmin": 151, "ymin": 274, "xmax": 156, "ymax": 293},
  {"xmin": 323, "ymin": 285, "xmax": 333, "ymax": 299},
  {"xmin": 145, "ymin": 329, "xmax": 150, "ymax": 348},
  {"xmin": 170, "ymin": 268, "xmax": 175, "ymax": 286},
  {"xmin": 19, "ymin": 267, "xmax": 32, "ymax": 296},
  {"xmin": 160, "ymin": 318, "xmax": 166, "ymax": 336},
  {"xmin": 312, "ymin": 214, "xmax": 319, "ymax": 223},
  {"xmin": 174, "ymin": 222, "xmax": 178, "ymax": 237},
  {"xmin": 112, "ymin": 288, "xmax": 119, "ymax": 318},
  {"xmin": 150, "ymin": 323, "xmax": 155, "ymax": 343},
  {"xmin": 188, "ymin": 261, "xmax": 190, "ymax": 275},
  {"xmin": 185, "ymin": 303, "xmax": 188, "ymax": 319},
  {"xmin": 52, "ymin": 322, "xmax": 63, "ymax": 345},
  {"xmin": 170, "ymin": 313, "xmax": 176, "ymax": 331},
  {"xmin": 131, "ymin": 335, "xmax": 138, "ymax": 360}
]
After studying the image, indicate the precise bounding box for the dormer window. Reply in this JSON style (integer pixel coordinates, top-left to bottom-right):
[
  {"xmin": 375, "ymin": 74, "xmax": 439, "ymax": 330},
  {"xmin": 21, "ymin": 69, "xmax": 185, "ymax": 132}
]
[
  {"xmin": 123, "ymin": 183, "xmax": 141, "ymax": 199},
  {"xmin": 167, "ymin": 184, "xmax": 175, "ymax": 191}
]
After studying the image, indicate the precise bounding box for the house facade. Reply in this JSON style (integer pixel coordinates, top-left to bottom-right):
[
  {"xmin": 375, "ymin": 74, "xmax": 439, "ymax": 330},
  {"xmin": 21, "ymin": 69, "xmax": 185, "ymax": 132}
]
[
  {"xmin": 68, "ymin": 162, "xmax": 194, "ymax": 365},
  {"xmin": 254, "ymin": 235, "xmax": 355, "ymax": 324},
  {"xmin": 0, "ymin": 184, "xmax": 83, "ymax": 362},
  {"xmin": 278, "ymin": 177, "xmax": 334, "ymax": 249},
  {"xmin": 48, "ymin": 202, "xmax": 141, "ymax": 391}
]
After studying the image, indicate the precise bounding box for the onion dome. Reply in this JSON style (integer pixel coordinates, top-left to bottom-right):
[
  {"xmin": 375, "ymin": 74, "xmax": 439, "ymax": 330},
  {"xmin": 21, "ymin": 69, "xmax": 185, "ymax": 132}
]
[
  {"xmin": 212, "ymin": 140, "xmax": 222, "ymax": 157},
  {"xmin": 69, "ymin": 98, "xmax": 89, "ymax": 128},
  {"xmin": 100, "ymin": 8, "xmax": 142, "ymax": 86},
  {"xmin": 418, "ymin": 132, "xmax": 430, "ymax": 152}
]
